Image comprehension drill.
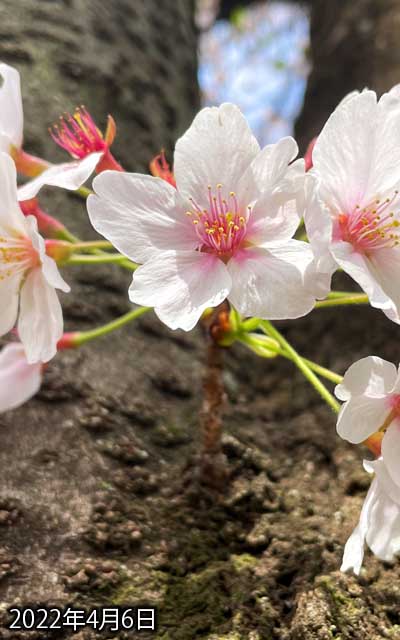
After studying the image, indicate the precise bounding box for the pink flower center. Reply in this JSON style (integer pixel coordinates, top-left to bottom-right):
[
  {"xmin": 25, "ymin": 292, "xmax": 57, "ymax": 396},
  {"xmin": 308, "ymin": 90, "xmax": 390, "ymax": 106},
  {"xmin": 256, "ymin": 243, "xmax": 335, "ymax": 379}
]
[
  {"xmin": 50, "ymin": 107, "xmax": 107, "ymax": 159},
  {"xmin": 0, "ymin": 235, "xmax": 39, "ymax": 280},
  {"xmin": 389, "ymin": 394, "xmax": 400, "ymax": 415},
  {"xmin": 186, "ymin": 184, "xmax": 250, "ymax": 257},
  {"xmin": 336, "ymin": 191, "xmax": 400, "ymax": 252}
]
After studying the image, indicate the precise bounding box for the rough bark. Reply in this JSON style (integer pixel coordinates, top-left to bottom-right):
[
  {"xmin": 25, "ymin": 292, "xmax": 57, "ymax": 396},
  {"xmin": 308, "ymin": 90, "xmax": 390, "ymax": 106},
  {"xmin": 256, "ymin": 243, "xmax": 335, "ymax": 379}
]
[
  {"xmin": 0, "ymin": 0, "xmax": 199, "ymax": 170},
  {"xmin": 295, "ymin": 0, "xmax": 400, "ymax": 151}
]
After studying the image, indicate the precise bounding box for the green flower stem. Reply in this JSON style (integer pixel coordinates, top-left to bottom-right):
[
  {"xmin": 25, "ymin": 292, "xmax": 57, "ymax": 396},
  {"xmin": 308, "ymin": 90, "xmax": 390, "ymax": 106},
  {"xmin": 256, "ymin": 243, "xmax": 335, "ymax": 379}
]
[
  {"xmin": 299, "ymin": 358, "xmax": 343, "ymax": 385},
  {"xmin": 240, "ymin": 330, "xmax": 343, "ymax": 384},
  {"xmin": 260, "ymin": 320, "xmax": 340, "ymax": 413},
  {"xmin": 66, "ymin": 253, "xmax": 136, "ymax": 266},
  {"xmin": 74, "ymin": 306, "xmax": 151, "ymax": 346},
  {"xmin": 315, "ymin": 294, "xmax": 369, "ymax": 308},
  {"xmin": 70, "ymin": 240, "xmax": 115, "ymax": 252}
]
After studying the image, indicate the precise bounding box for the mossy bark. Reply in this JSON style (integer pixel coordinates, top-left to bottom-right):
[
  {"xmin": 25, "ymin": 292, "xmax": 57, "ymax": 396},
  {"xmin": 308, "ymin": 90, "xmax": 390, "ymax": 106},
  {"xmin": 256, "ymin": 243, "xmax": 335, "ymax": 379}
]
[{"xmin": 0, "ymin": 0, "xmax": 199, "ymax": 171}]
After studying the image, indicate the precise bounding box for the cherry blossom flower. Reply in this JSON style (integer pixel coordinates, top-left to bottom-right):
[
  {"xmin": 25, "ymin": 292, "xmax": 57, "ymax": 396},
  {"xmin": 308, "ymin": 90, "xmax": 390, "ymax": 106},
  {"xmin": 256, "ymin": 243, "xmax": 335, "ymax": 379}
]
[
  {"xmin": 0, "ymin": 342, "xmax": 42, "ymax": 412},
  {"xmin": 341, "ymin": 458, "xmax": 400, "ymax": 574},
  {"xmin": 88, "ymin": 103, "xmax": 324, "ymax": 331},
  {"xmin": 0, "ymin": 62, "xmax": 102, "ymax": 191},
  {"xmin": 335, "ymin": 356, "xmax": 400, "ymax": 490},
  {"xmin": 0, "ymin": 152, "xmax": 70, "ymax": 363},
  {"xmin": 50, "ymin": 106, "xmax": 123, "ymax": 173},
  {"xmin": 305, "ymin": 90, "xmax": 400, "ymax": 323}
]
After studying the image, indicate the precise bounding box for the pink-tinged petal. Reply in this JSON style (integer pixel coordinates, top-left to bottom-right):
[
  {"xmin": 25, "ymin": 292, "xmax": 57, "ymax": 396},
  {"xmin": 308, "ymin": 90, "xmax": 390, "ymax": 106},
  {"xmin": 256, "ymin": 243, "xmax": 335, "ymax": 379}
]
[
  {"xmin": 129, "ymin": 250, "xmax": 232, "ymax": 331},
  {"xmin": 246, "ymin": 191, "xmax": 301, "ymax": 247},
  {"xmin": 335, "ymin": 356, "xmax": 397, "ymax": 401},
  {"xmin": 88, "ymin": 172, "xmax": 198, "ymax": 263},
  {"xmin": 331, "ymin": 242, "xmax": 399, "ymax": 322},
  {"xmin": 0, "ymin": 152, "xmax": 27, "ymax": 234},
  {"xmin": 21, "ymin": 215, "xmax": 69, "ymax": 292},
  {"xmin": 18, "ymin": 267, "xmax": 63, "ymax": 363},
  {"xmin": 174, "ymin": 103, "xmax": 259, "ymax": 207},
  {"xmin": 381, "ymin": 421, "xmax": 400, "ymax": 488},
  {"xmin": 0, "ymin": 271, "xmax": 21, "ymax": 337},
  {"xmin": 227, "ymin": 241, "xmax": 317, "ymax": 320},
  {"xmin": 17, "ymin": 152, "xmax": 103, "ymax": 200},
  {"xmin": 0, "ymin": 342, "xmax": 42, "ymax": 412},
  {"xmin": 313, "ymin": 91, "xmax": 378, "ymax": 213},
  {"xmin": 238, "ymin": 136, "xmax": 299, "ymax": 202},
  {"xmin": 336, "ymin": 394, "xmax": 389, "ymax": 443},
  {"xmin": 314, "ymin": 91, "xmax": 400, "ymax": 213},
  {"xmin": 341, "ymin": 476, "xmax": 377, "ymax": 574},
  {"xmin": 0, "ymin": 64, "xmax": 23, "ymax": 149}
]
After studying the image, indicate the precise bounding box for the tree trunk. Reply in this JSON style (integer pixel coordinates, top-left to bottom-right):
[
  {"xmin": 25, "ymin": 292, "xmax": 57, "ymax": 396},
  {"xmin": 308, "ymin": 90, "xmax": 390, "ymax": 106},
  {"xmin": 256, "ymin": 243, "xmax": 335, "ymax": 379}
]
[
  {"xmin": 295, "ymin": 0, "xmax": 400, "ymax": 151},
  {"xmin": 0, "ymin": 0, "xmax": 199, "ymax": 171}
]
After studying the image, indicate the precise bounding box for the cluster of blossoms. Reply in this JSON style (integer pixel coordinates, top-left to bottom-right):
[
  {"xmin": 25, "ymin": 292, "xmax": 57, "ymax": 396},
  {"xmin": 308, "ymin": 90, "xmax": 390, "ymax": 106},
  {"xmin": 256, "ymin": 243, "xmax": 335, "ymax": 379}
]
[{"xmin": 1, "ymin": 61, "xmax": 400, "ymax": 574}]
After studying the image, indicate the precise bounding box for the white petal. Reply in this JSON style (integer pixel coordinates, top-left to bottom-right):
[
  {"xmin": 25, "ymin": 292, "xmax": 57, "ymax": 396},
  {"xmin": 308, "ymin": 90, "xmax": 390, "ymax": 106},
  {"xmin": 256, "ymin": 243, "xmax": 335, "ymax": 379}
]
[
  {"xmin": 17, "ymin": 152, "xmax": 102, "ymax": 200},
  {"xmin": 18, "ymin": 268, "xmax": 63, "ymax": 363},
  {"xmin": 0, "ymin": 133, "xmax": 12, "ymax": 154},
  {"xmin": 0, "ymin": 64, "xmax": 23, "ymax": 149},
  {"xmin": 174, "ymin": 103, "xmax": 259, "ymax": 207},
  {"xmin": 331, "ymin": 242, "xmax": 399, "ymax": 322},
  {"xmin": 366, "ymin": 247, "xmax": 400, "ymax": 324},
  {"xmin": 315, "ymin": 91, "xmax": 400, "ymax": 213},
  {"xmin": 0, "ymin": 342, "xmax": 42, "ymax": 412},
  {"xmin": 21, "ymin": 215, "xmax": 70, "ymax": 293},
  {"xmin": 303, "ymin": 173, "xmax": 335, "ymax": 261},
  {"xmin": 0, "ymin": 272, "xmax": 21, "ymax": 337},
  {"xmin": 129, "ymin": 250, "xmax": 232, "ymax": 331},
  {"xmin": 381, "ymin": 421, "xmax": 400, "ymax": 489},
  {"xmin": 246, "ymin": 190, "xmax": 301, "ymax": 247},
  {"xmin": 366, "ymin": 482, "xmax": 400, "ymax": 562},
  {"xmin": 335, "ymin": 356, "xmax": 398, "ymax": 400},
  {"xmin": 238, "ymin": 136, "xmax": 299, "ymax": 201},
  {"xmin": 336, "ymin": 394, "xmax": 389, "ymax": 443},
  {"xmin": 88, "ymin": 172, "xmax": 198, "ymax": 263},
  {"xmin": 0, "ymin": 152, "xmax": 27, "ymax": 234},
  {"xmin": 341, "ymin": 477, "xmax": 378, "ymax": 574},
  {"xmin": 227, "ymin": 241, "xmax": 317, "ymax": 319}
]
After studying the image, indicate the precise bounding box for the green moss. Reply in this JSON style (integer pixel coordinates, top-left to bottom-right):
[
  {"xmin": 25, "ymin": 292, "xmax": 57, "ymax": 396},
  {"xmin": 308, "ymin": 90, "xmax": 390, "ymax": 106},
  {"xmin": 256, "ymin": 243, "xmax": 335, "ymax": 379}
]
[
  {"xmin": 230, "ymin": 554, "xmax": 258, "ymax": 572},
  {"xmin": 110, "ymin": 569, "xmax": 168, "ymax": 607}
]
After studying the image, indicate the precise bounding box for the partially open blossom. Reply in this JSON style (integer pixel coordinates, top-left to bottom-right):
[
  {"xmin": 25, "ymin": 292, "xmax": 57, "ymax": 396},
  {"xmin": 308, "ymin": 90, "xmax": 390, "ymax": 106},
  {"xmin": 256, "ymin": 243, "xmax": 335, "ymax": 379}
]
[
  {"xmin": 149, "ymin": 150, "xmax": 176, "ymax": 187},
  {"xmin": 0, "ymin": 62, "xmax": 102, "ymax": 189},
  {"xmin": 0, "ymin": 342, "xmax": 43, "ymax": 412},
  {"xmin": 0, "ymin": 152, "xmax": 70, "ymax": 363},
  {"xmin": 335, "ymin": 356, "xmax": 400, "ymax": 488},
  {"xmin": 88, "ymin": 103, "xmax": 325, "ymax": 331},
  {"xmin": 19, "ymin": 198, "xmax": 70, "ymax": 240},
  {"xmin": 50, "ymin": 107, "xmax": 123, "ymax": 173},
  {"xmin": 341, "ymin": 458, "xmax": 400, "ymax": 574},
  {"xmin": 305, "ymin": 90, "xmax": 400, "ymax": 323}
]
